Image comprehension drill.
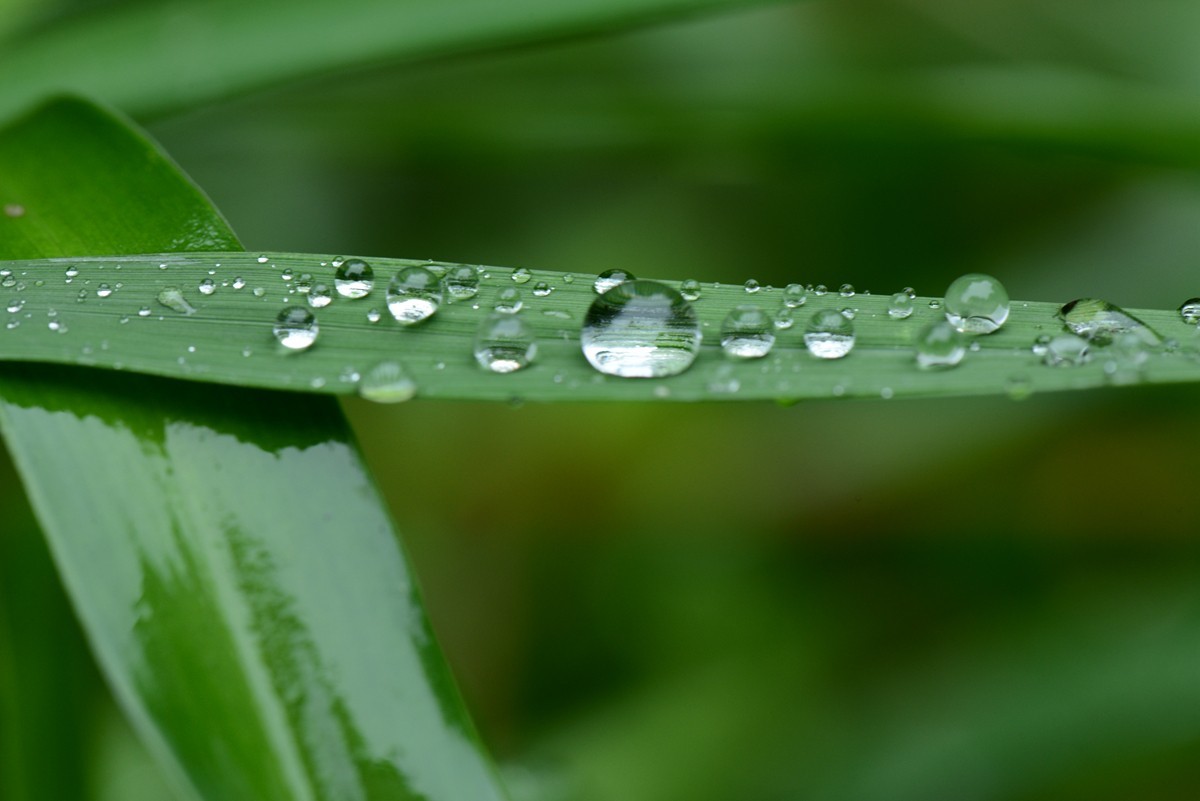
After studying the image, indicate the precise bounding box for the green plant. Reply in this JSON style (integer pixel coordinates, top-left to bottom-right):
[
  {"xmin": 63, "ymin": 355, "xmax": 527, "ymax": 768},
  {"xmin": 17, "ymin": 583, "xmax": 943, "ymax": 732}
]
[{"xmin": 4, "ymin": 3, "xmax": 1200, "ymax": 801}]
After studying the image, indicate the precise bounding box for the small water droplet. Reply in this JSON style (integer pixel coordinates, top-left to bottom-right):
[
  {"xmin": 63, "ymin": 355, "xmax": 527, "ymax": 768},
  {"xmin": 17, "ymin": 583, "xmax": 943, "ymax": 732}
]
[
  {"xmin": 252, "ymin": 287, "xmax": 266, "ymax": 297},
  {"xmin": 533, "ymin": 281, "xmax": 553, "ymax": 298},
  {"xmin": 743, "ymin": 279, "xmax": 761, "ymax": 294},
  {"xmin": 273, "ymin": 306, "xmax": 319, "ymax": 351},
  {"xmin": 257, "ymin": 255, "xmax": 270, "ymax": 264},
  {"xmin": 137, "ymin": 306, "xmax": 151, "ymax": 317},
  {"xmin": 442, "ymin": 265, "xmax": 479, "ymax": 301},
  {"xmin": 914, "ymin": 320, "xmax": 966, "ymax": 369},
  {"xmin": 232, "ymin": 276, "xmax": 246, "ymax": 290},
  {"xmin": 511, "ymin": 267, "xmax": 532, "ymax": 284},
  {"xmin": 294, "ymin": 274, "xmax": 314, "ymax": 295},
  {"xmin": 281, "ymin": 269, "xmax": 294, "ymax": 282},
  {"xmin": 804, "ymin": 309, "xmax": 855, "ymax": 359},
  {"xmin": 721, "ymin": 306, "xmax": 775, "ymax": 359},
  {"xmin": 359, "ymin": 360, "xmax": 417, "ymax": 403},
  {"xmin": 944, "ymin": 273, "xmax": 1009, "ymax": 334},
  {"xmin": 475, "ymin": 312, "xmax": 538, "ymax": 373},
  {"xmin": 1179, "ymin": 298, "xmax": 1200, "ymax": 325},
  {"xmin": 562, "ymin": 273, "xmax": 575, "ymax": 284},
  {"xmin": 157, "ymin": 287, "xmax": 196, "ymax": 315},
  {"xmin": 888, "ymin": 292, "xmax": 914, "ymax": 319},
  {"xmin": 774, "ymin": 308, "xmax": 795, "ymax": 330},
  {"xmin": 813, "ymin": 284, "xmax": 828, "ymax": 297},
  {"xmin": 839, "ymin": 284, "xmax": 855, "ymax": 297},
  {"xmin": 495, "ymin": 287, "xmax": 523, "ymax": 314},
  {"xmin": 307, "ymin": 283, "xmax": 333, "ymax": 308},
  {"xmin": 680, "ymin": 279, "xmax": 701, "ymax": 301},
  {"xmin": 366, "ymin": 308, "xmax": 382, "ymax": 323},
  {"xmin": 1059, "ymin": 298, "xmax": 1161, "ymax": 345},
  {"xmin": 840, "ymin": 308, "xmax": 856, "ymax": 320},
  {"xmin": 581, "ymin": 280, "xmax": 701, "ymax": 378},
  {"xmin": 6, "ymin": 298, "xmax": 24, "ymax": 313},
  {"xmin": 594, "ymin": 269, "xmax": 635, "ymax": 294},
  {"xmin": 64, "ymin": 267, "xmax": 79, "ymax": 281},
  {"xmin": 335, "ymin": 259, "xmax": 374, "ymax": 298},
  {"xmin": 387, "ymin": 266, "xmax": 442, "ymax": 324},
  {"xmin": 97, "ymin": 283, "xmax": 116, "ymax": 298},
  {"xmin": 1042, "ymin": 333, "xmax": 1090, "ymax": 367},
  {"xmin": 783, "ymin": 283, "xmax": 807, "ymax": 307},
  {"xmin": 197, "ymin": 278, "xmax": 215, "ymax": 296}
]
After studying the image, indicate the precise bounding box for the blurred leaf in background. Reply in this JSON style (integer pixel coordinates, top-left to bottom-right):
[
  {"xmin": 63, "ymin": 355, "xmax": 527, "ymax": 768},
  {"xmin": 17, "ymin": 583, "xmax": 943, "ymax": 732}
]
[{"xmin": 4, "ymin": 1, "xmax": 1200, "ymax": 800}]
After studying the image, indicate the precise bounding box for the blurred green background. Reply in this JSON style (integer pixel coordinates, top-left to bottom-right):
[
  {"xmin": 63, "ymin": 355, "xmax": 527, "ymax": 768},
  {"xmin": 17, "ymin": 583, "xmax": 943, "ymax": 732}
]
[{"xmin": 4, "ymin": 1, "xmax": 1200, "ymax": 799}]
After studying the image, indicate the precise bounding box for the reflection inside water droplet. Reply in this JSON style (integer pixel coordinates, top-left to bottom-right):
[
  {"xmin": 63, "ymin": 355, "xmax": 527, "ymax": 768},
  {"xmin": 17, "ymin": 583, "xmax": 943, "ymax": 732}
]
[
  {"xmin": 721, "ymin": 306, "xmax": 775, "ymax": 359},
  {"xmin": 335, "ymin": 259, "xmax": 374, "ymax": 298},
  {"xmin": 273, "ymin": 306, "xmax": 318, "ymax": 351},
  {"xmin": 387, "ymin": 267, "xmax": 442, "ymax": 324},
  {"xmin": 581, "ymin": 280, "xmax": 700, "ymax": 378},
  {"xmin": 804, "ymin": 309, "xmax": 855, "ymax": 359}
]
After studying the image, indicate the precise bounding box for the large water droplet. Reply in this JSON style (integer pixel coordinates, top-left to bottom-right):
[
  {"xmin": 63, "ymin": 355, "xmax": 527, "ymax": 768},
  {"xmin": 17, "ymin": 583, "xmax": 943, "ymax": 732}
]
[
  {"xmin": 474, "ymin": 313, "xmax": 538, "ymax": 373},
  {"xmin": 442, "ymin": 265, "xmax": 480, "ymax": 301},
  {"xmin": 359, "ymin": 360, "xmax": 417, "ymax": 403},
  {"xmin": 273, "ymin": 306, "xmax": 318, "ymax": 351},
  {"xmin": 1042, "ymin": 333, "xmax": 1090, "ymax": 366},
  {"xmin": 594, "ymin": 269, "xmax": 635, "ymax": 295},
  {"xmin": 335, "ymin": 258, "xmax": 374, "ymax": 298},
  {"xmin": 803, "ymin": 309, "xmax": 855, "ymax": 359},
  {"xmin": 944, "ymin": 273, "xmax": 1009, "ymax": 334},
  {"xmin": 581, "ymin": 280, "xmax": 701, "ymax": 378},
  {"xmin": 720, "ymin": 306, "xmax": 775, "ymax": 359},
  {"xmin": 888, "ymin": 292, "xmax": 914, "ymax": 319},
  {"xmin": 387, "ymin": 266, "xmax": 442, "ymax": 324},
  {"xmin": 1058, "ymin": 298, "xmax": 1161, "ymax": 345},
  {"xmin": 307, "ymin": 284, "xmax": 333, "ymax": 308},
  {"xmin": 914, "ymin": 320, "xmax": 966, "ymax": 369}
]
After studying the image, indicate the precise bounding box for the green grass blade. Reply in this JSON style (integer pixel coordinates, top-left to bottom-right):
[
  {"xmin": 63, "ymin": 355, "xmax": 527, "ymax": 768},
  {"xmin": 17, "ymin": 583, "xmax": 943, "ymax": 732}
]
[
  {"xmin": 0, "ymin": 0, "xmax": 783, "ymax": 120},
  {"xmin": 3, "ymin": 249, "xmax": 1199, "ymax": 402},
  {"xmin": 0, "ymin": 96, "xmax": 508, "ymax": 801}
]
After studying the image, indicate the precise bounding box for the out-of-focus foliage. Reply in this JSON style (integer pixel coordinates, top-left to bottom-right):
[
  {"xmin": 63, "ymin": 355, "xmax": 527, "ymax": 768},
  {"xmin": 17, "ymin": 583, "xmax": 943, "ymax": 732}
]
[{"xmin": 3, "ymin": 1, "xmax": 1200, "ymax": 799}]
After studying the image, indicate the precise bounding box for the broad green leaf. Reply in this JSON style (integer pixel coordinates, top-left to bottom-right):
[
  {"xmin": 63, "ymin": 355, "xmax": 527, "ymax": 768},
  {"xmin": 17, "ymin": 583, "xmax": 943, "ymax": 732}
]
[
  {"xmin": 0, "ymin": 97, "xmax": 507, "ymax": 801},
  {"xmin": 3, "ymin": 249, "xmax": 1200, "ymax": 402},
  {"xmin": 0, "ymin": 0, "xmax": 783, "ymax": 120}
]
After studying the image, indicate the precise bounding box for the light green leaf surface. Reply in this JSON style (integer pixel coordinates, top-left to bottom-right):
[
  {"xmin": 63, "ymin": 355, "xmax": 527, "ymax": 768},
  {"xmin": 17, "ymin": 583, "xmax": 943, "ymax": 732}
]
[
  {"xmin": 0, "ymin": 0, "xmax": 782, "ymax": 120},
  {"xmin": 3, "ymin": 249, "xmax": 1200, "ymax": 402},
  {"xmin": 0, "ymin": 97, "xmax": 508, "ymax": 801}
]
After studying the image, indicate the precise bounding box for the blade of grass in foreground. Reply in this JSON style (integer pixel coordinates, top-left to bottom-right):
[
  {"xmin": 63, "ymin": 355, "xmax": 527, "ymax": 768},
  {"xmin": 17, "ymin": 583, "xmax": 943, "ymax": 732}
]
[
  {"xmin": 3, "ymin": 249, "xmax": 1200, "ymax": 402},
  {"xmin": 0, "ymin": 97, "xmax": 508, "ymax": 801},
  {"xmin": 0, "ymin": 0, "xmax": 782, "ymax": 120}
]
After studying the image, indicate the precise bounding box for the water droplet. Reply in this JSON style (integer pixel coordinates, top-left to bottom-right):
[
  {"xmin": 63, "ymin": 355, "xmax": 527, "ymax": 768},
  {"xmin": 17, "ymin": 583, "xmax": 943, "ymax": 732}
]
[
  {"xmin": 1042, "ymin": 333, "xmax": 1090, "ymax": 367},
  {"xmin": 680, "ymin": 279, "xmax": 701, "ymax": 301},
  {"xmin": 137, "ymin": 306, "xmax": 151, "ymax": 317},
  {"xmin": 359, "ymin": 360, "xmax": 417, "ymax": 403},
  {"xmin": 1179, "ymin": 298, "xmax": 1200, "ymax": 325},
  {"xmin": 495, "ymin": 287, "xmax": 523, "ymax": 314},
  {"xmin": 157, "ymin": 287, "xmax": 196, "ymax": 315},
  {"xmin": 914, "ymin": 320, "xmax": 966, "ymax": 369},
  {"xmin": 720, "ymin": 306, "xmax": 775, "ymax": 359},
  {"xmin": 257, "ymin": 255, "xmax": 270, "ymax": 264},
  {"xmin": 581, "ymin": 280, "xmax": 701, "ymax": 378},
  {"xmin": 281, "ymin": 268, "xmax": 294, "ymax": 282},
  {"xmin": 813, "ymin": 284, "xmax": 828, "ymax": 297},
  {"xmin": 6, "ymin": 298, "xmax": 24, "ymax": 313},
  {"xmin": 533, "ymin": 281, "xmax": 553, "ymax": 298},
  {"xmin": 1058, "ymin": 298, "xmax": 1161, "ymax": 345},
  {"xmin": 943, "ymin": 273, "xmax": 1009, "ymax": 334},
  {"xmin": 839, "ymin": 283, "xmax": 855, "ymax": 297},
  {"xmin": 743, "ymin": 279, "xmax": 761, "ymax": 294},
  {"xmin": 232, "ymin": 276, "xmax": 246, "ymax": 290},
  {"xmin": 594, "ymin": 269, "xmax": 635, "ymax": 294},
  {"xmin": 888, "ymin": 292, "xmax": 914, "ymax": 319},
  {"xmin": 442, "ymin": 265, "xmax": 479, "ymax": 301},
  {"xmin": 783, "ymin": 283, "xmax": 807, "ymax": 307},
  {"xmin": 562, "ymin": 273, "xmax": 575, "ymax": 284},
  {"xmin": 366, "ymin": 308, "xmax": 382, "ymax": 323},
  {"xmin": 307, "ymin": 283, "xmax": 333, "ymax": 308},
  {"xmin": 94, "ymin": 283, "xmax": 113, "ymax": 298},
  {"xmin": 774, "ymin": 308, "xmax": 795, "ymax": 330},
  {"xmin": 511, "ymin": 267, "xmax": 532, "ymax": 284},
  {"xmin": 294, "ymin": 274, "xmax": 314, "ymax": 295},
  {"xmin": 928, "ymin": 298, "xmax": 942, "ymax": 309},
  {"xmin": 335, "ymin": 258, "xmax": 374, "ymax": 298},
  {"xmin": 64, "ymin": 267, "xmax": 79, "ymax": 281},
  {"xmin": 252, "ymin": 287, "xmax": 266, "ymax": 297},
  {"xmin": 804, "ymin": 309, "xmax": 855, "ymax": 359},
  {"xmin": 474, "ymin": 312, "xmax": 538, "ymax": 373},
  {"xmin": 273, "ymin": 306, "xmax": 319, "ymax": 351},
  {"xmin": 840, "ymin": 308, "xmax": 856, "ymax": 320},
  {"xmin": 387, "ymin": 266, "xmax": 442, "ymax": 324}
]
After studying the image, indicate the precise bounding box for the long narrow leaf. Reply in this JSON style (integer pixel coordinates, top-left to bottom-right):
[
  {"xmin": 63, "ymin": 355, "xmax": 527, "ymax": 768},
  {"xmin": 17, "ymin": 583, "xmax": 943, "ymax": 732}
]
[{"xmin": 0, "ymin": 96, "xmax": 508, "ymax": 801}]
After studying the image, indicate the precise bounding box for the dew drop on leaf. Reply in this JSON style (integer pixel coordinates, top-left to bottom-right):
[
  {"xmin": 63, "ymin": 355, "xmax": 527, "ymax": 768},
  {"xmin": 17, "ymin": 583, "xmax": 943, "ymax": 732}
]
[
  {"xmin": 273, "ymin": 306, "xmax": 319, "ymax": 351},
  {"xmin": 511, "ymin": 267, "xmax": 532, "ymax": 284},
  {"xmin": 721, "ymin": 305, "xmax": 775, "ymax": 359},
  {"xmin": 156, "ymin": 287, "xmax": 196, "ymax": 315},
  {"xmin": 581, "ymin": 280, "xmax": 701, "ymax": 378},
  {"xmin": 1042, "ymin": 333, "xmax": 1090, "ymax": 367},
  {"xmin": 358, "ymin": 360, "xmax": 417, "ymax": 403},
  {"xmin": 386, "ymin": 266, "xmax": 442, "ymax": 324},
  {"xmin": 1058, "ymin": 298, "xmax": 1160, "ymax": 346},
  {"xmin": 335, "ymin": 258, "xmax": 374, "ymax": 298},
  {"xmin": 914, "ymin": 320, "xmax": 966, "ymax": 369},
  {"xmin": 442, "ymin": 265, "xmax": 479, "ymax": 301},
  {"xmin": 474, "ymin": 312, "xmax": 537, "ymax": 373},
  {"xmin": 495, "ymin": 287, "xmax": 523, "ymax": 314},
  {"xmin": 307, "ymin": 284, "xmax": 333, "ymax": 308},
  {"xmin": 943, "ymin": 273, "xmax": 1009, "ymax": 334},
  {"xmin": 680, "ymin": 279, "xmax": 701, "ymax": 301},
  {"xmin": 594, "ymin": 269, "xmax": 635, "ymax": 295},
  {"xmin": 804, "ymin": 309, "xmax": 855, "ymax": 359},
  {"xmin": 783, "ymin": 283, "xmax": 807, "ymax": 307},
  {"xmin": 888, "ymin": 292, "xmax": 914, "ymax": 319},
  {"xmin": 197, "ymin": 278, "xmax": 216, "ymax": 296},
  {"xmin": 1179, "ymin": 297, "xmax": 1200, "ymax": 325}
]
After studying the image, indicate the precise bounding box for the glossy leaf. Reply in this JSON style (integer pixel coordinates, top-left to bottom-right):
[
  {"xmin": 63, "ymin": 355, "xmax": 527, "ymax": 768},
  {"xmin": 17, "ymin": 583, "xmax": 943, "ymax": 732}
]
[{"xmin": 0, "ymin": 97, "xmax": 507, "ymax": 800}]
